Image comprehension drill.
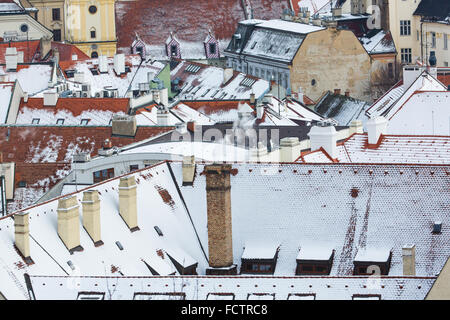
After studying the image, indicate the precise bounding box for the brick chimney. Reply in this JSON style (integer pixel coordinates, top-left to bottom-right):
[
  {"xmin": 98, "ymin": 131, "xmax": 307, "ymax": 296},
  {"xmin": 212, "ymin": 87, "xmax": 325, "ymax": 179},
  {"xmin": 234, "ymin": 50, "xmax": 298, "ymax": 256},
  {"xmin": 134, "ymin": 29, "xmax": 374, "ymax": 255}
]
[
  {"xmin": 182, "ymin": 155, "xmax": 196, "ymax": 186},
  {"xmin": 205, "ymin": 164, "xmax": 237, "ymax": 275},
  {"xmin": 280, "ymin": 137, "xmax": 301, "ymax": 162},
  {"xmin": 82, "ymin": 190, "xmax": 103, "ymax": 246},
  {"xmin": 119, "ymin": 176, "xmax": 139, "ymax": 232},
  {"xmin": 402, "ymin": 245, "xmax": 416, "ymax": 276},
  {"xmin": 14, "ymin": 212, "xmax": 32, "ymax": 263},
  {"xmin": 57, "ymin": 195, "xmax": 83, "ymax": 253}
]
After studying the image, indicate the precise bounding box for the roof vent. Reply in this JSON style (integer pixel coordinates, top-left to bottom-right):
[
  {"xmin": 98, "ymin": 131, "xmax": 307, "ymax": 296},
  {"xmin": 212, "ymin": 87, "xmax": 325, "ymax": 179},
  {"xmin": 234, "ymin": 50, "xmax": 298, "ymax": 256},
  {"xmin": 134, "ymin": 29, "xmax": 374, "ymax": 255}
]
[
  {"xmin": 154, "ymin": 226, "xmax": 163, "ymax": 236},
  {"xmin": 432, "ymin": 221, "xmax": 442, "ymax": 234},
  {"xmin": 115, "ymin": 241, "xmax": 124, "ymax": 251}
]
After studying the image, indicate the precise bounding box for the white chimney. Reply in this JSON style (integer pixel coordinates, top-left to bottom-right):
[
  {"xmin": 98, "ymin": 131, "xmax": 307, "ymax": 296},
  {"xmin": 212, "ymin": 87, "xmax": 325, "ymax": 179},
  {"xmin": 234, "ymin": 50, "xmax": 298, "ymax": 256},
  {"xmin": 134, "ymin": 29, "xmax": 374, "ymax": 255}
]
[
  {"xmin": 402, "ymin": 245, "xmax": 416, "ymax": 276},
  {"xmin": 256, "ymin": 104, "xmax": 264, "ymax": 119},
  {"xmin": 114, "ymin": 53, "xmax": 125, "ymax": 75},
  {"xmin": 74, "ymin": 72, "xmax": 84, "ymax": 83},
  {"xmin": 350, "ymin": 120, "xmax": 363, "ymax": 134},
  {"xmin": 297, "ymin": 87, "xmax": 304, "ymax": 103},
  {"xmin": 182, "ymin": 155, "xmax": 196, "ymax": 186},
  {"xmin": 99, "ymin": 55, "xmax": 108, "ymax": 73},
  {"xmin": 308, "ymin": 124, "xmax": 338, "ymax": 159},
  {"xmin": 280, "ymin": 137, "xmax": 301, "ymax": 162},
  {"xmin": 5, "ymin": 47, "xmax": 18, "ymax": 71},
  {"xmin": 43, "ymin": 92, "xmax": 58, "ymax": 106},
  {"xmin": 366, "ymin": 116, "xmax": 388, "ymax": 145},
  {"xmin": 223, "ymin": 68, "xmax": 234, "ymax": 84},
  {"xmin": 157, "ymin": 107, "xmax": 169, "ymax": 126},
  {"xmin": 403, "ymin": 66, "xmax": 422, "ymax": 90},
  {"xmin": 23, "ymin": 92, "xmax": 28, "ymax": 103},
  {"xmin": 159, "ymin": 88, "xmax": 169, "ymax": 107},
  {"xmin": 17, "ymin": 51, "xmax": 24, "ymax": 63}
]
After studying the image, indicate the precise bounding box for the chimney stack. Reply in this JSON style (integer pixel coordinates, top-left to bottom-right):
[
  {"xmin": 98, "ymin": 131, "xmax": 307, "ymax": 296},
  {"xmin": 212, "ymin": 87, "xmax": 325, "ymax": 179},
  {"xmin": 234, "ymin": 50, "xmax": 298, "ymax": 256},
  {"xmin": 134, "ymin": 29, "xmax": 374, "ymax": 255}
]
[
  {"xmin": 5, "ymin": 47, "xmax": 18, "ymax": 71},
  {"xmin": 17, "ymin": 51, "xmax": 24, "ymax": 64},
  {"xmin": 14, "ymin": 212, "xmax": 33, "ymax": 263},
  {"xmin": 223, "ymin": 68, "xmax": 234, "ymax": 85},
  {"xmin": 366, "ymin": 116, "xmax": 388, "ymax": 146},
  {"xmin": 119, "ymin": 176, "xmax": 139, "ymax": 232},
  {"xmin": 205, "ymin": 164, "xmax": 237, "ymax": 275},
  {"xmin": 297, "ymin": 87, "xmax": 304, "ymax": 103},
  {"xmin": 74, "ymin": 72, "xmax": 84, "ymax": 83},
  {"xmin": 280, "ymin": 137, "xmax": 301, "ymax": 162},
  {"xmin": 250, "ymin": 93, "xmax": 256, "ymax": 105},
  {"xmin": 114, "ymin": 53, "xmax": 126, "ymax": 75},
  {"xmin": 182, "ymin": 155, "xmax": 196, "ymax": 186},
  {"xmin": 402, "ymin": 245, "xmax": 416, "ymax": 276},
  {"xmin": 111, "ymin": 115, "xmax": 137, "ymax": 137},
  {"xmin": 308, "ymin": 123, "xmax": 338, "ymax": 159},
  {"xmin": 82, "ymin": 190, "xmax": 103, "ymax": 246},
  {"xmin": 157, "ymin": 106, "xmax": 169, "ymax": 125},
  {"xmin": 99, "ymin": 55, "xmax": 108, "ymax": 73},
  {"xmin": 256, "ymin": 104, "xmax": 264, "ymax": 119},
  {"xmin": 350, "ymin": 120, "xmax": 363, "ymax": 134},
  {"xmin": 403, "ymin": 66, "xmax": 422, "ymax": 90},
  {"xmin": 57, "ymin": 195, "xmax": 83, "ymax": 253},
  {"xmin": 43, "ymin": 91, "xmax": 58, "ymax": 106}
]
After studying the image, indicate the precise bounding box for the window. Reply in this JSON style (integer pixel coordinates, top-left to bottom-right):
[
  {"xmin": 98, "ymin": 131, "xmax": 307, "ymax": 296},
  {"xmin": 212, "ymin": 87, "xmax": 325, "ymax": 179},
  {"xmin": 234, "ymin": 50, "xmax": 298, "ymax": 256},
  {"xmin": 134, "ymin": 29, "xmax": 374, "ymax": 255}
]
[
  {"xmin": 52, "ymin": 8, "xmax": 60, "ymax": 21},
  {"xmin": 18, "ymin": 181, "xmax": 27, "ymax": 188},
  {"xmin": 80, "ymin": 119, "xmax": 90, "ymax": 125},
  {"xmin": 31, "ymin": 118, "xmax": 40, "ymax": 124},
  {"xmin": 90, "ymin": 28, "xmax": 96, "ymax": 39},
  {"xmin": 444, "ymin": 34, "xmax": 448, "ymax": 50},
  {"xmin": 400, "ymin": 20, "xmax": 411, "ymax": 36},
  {"xmin": 352, "ymin": 294, "xmax": 381, "ymax": 300},
  {"xmin": 209, "ymin": 43, "xmax": 216, "ymax": 54},
  {"xmin": 91, "ymin": 51, "xmax": 98, "ymax": 58},
  {"xmin": 53, "ymin": 29, "xmax": 61, "ymax": 42},
  {"xmin": 388, "ymin": 63, "xmax": 394, "ymax": 78},
  {"xmin": 88, "ymin": 5, "xmax": 97, "ymax": 14},
  {"xmin": 77, "ymin": 292, "xmax": 105, "ymax": 300},
  {"xmin": 170, "ymin": 45, "xmax": 178, "ymax": 56},
  {"xmin": 129, "ymin": 164, "xmax": 139, "ymax": 172},
  {"xmin": 431, "ymin": 32, "xmax": 436, "ymax": 48},
  {"xmin": 65, "ymin": 69, "xmax": 75, "ymax": 78},
  {"xmin": 56, "ymin": 119, "xmax": 64, "ymax": 125},
  {"xmin": 134, "ymin": 292, "xmax": 186, "ymax": 300},
  {"xmin": 401, "ymin": 48, "xmax": 412, "ymax": 64},
  {"xmin": 93, "ymin": 168, "xmax": 115, "ymax": 183}
]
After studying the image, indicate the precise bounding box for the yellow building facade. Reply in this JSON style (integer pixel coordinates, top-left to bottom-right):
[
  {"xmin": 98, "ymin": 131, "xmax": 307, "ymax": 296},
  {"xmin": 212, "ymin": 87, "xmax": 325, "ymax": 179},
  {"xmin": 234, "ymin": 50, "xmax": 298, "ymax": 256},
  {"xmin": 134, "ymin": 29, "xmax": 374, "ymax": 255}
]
[
  {"xmin": 65, "ymin": 0, "xmax": 117, "ymax": 57},
  {"xmin": 27, "ymin": 0, "xmax": 65, "ymax": 42}
]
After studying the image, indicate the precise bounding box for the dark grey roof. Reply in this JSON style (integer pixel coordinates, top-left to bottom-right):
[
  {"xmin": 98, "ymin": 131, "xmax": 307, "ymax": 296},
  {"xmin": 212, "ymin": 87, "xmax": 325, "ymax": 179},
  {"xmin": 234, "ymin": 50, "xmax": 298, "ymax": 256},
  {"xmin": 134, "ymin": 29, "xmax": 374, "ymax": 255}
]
[{"xmin": 413, "ymin": 0, "xmax": 450, "ymax": 21}]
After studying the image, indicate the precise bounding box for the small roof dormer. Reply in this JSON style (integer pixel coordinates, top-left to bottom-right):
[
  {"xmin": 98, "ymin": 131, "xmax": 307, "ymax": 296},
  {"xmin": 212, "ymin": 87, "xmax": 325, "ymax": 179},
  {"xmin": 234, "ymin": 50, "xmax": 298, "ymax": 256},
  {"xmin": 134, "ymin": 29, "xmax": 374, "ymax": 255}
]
[
  {"xmin": 204, "ymin": 29, "xmax": 220, "ymax": 59},
  {"xmin": 166, "ymin": 32, "xmax": 181, "ymax": 59}
]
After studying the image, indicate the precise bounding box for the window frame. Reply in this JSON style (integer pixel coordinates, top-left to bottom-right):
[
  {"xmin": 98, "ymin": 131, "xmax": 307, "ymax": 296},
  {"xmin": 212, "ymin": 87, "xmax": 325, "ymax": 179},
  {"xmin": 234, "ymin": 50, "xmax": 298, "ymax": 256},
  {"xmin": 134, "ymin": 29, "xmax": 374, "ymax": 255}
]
[{"xmin": 400, "ymin": 20, "xmax": 411, "ymax": 36}]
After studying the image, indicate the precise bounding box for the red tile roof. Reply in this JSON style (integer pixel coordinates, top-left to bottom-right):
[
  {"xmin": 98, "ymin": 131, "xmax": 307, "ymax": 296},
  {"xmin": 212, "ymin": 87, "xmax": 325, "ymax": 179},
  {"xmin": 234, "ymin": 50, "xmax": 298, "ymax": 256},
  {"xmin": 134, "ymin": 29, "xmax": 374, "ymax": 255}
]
[
  {"xmin": 51, "ymin": 42, "xmax": 90, "ymax": 62},
  {"xmin": 0, "ymin": 40, "xmax": 40, "ymax": 64},
  {"xmin": 19, "ymin": 97, "xmax": 130, "ymax": 117},
  {"xmin": 115, "ymin": 0, "xmax": 290, "ymax": 49},
  {"xmin": 181, "ymin": 100, "xmax": 248, "ymax": 115},
  {"xmin": 438, "ymin": 72, "xmax": 450, "ymax": 87}
]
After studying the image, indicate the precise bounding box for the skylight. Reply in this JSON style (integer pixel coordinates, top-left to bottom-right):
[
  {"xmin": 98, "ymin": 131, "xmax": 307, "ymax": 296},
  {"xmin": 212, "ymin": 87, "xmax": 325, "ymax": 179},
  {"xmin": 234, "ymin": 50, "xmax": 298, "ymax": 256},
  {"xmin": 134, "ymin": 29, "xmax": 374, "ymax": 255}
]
[
  {"xmin": 80, "ymin": 119, "xmax": 90, "ymax": 125},
  {"xmin": 240, "ymin": 77, "xmax": 256, "ymax": 87},
  {"xmin": 185, "ymin": 64, "xmax": 201, "ymax": 73}
]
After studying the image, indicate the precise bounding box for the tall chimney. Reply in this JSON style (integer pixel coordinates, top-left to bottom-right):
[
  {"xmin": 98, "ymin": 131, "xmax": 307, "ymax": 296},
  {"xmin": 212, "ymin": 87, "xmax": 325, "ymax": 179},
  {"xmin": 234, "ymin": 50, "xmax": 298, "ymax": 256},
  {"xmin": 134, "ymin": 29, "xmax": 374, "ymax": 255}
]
[
  {"xmin": 157, "ymin": 106, "xmax": 169, "ymax": 125},
  {"xmin": 366, "ymin": 116, "xmax": 388, "ymax": 146},
  {"xmin": 297, "ymin": 87, "xmax": 304, "ymax": 104},
  {"xmin": 57, "ymin": 195, "xmax": 83, "ymax": 253},
  {"xmin": 280, "ymin": 137, "xmax": 301, "ymax": 162},
  {"xmin": 5, "ymin": 47, "xmax": 18, "ymax": 71},
  {"xmin": 182, "ymin": 155, "xmax": 196, "ymax": 186},
  {"xmin": 250, "ymin": 93, "xmax": 256, "ymax": 105},
  {"xmin": 119, "ymin": 176, "xmax": 139, "ymax": 232},
  {"xmin": 256, "ymin": 104, "xmax": 264, "ymax": 119},
  {"xmin": 205, "ymin": 164, "xmax": 236, "ymax": 275},
  {"xmin": 14, "ymin": 212, "xmax": 32, "ymax": 263},
  {"xmin": 82, "ymin": 190, "xmax": 103, "ymax": 246},
  {"xmin": 99, "ymin": 55, "xmax": 108, "ymax": 73},
  {"xmin": 403, "ymin": 66, "xmax": 422, "ymax": 90},
  {"xmin": 402, "ymin": 245, "xmax": 416, "ymax": 276},
  {"xmin": 114, "ymin": 53, "xmax": 126, "ymax": 75},
  {"xmin": 43, "ymin": 91, "xmax": 58, "ymax": 106},
  {"xmin": 308, "ymin": 124, "xmax": 338, "ymax": 159}
]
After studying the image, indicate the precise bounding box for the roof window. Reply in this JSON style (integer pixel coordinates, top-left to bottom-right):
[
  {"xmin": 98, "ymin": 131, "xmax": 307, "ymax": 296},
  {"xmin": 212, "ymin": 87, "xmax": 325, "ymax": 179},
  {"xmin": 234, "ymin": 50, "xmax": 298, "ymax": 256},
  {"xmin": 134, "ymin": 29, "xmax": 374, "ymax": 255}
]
[
  {"xmin": 31, "ymin": 118, "xmax": 40, "ymax": 124},
  {"xmin": 432, "ymin": 221, "xmax": 442, "ymax": 234},
  {"xmin": 56, "ymin": 119, "xmax": 65, "ymax": 125},
  {"xmin": 77, "ymin": 292, "xmax": 105, "ymax": 300},
  {"xmin": 240, "ymin": 77, "xmax": 256, "ymax": 87},
  {"xmin": 296, "ymin": 246, "xmax": 334, "ymax": 275},
  {"xmin": 353, "ymin": 248, "xmax": 392, "ymax": 276},
  {"xmin": 185, "ymin": 64, "xmax": 201, "ymax": 73},
  {"xmin": 154, "ymin": 226, "xmax": 163, "ymax": 236},
  {"xmin": 240, "ymin": 242, "xmax": 279, "ymax": 275},
  {"xmin": 80, "ymin": 119, "xmax": 90, "ymax": 125},
  {"xmin": 115, "ymin": 241, "xmax": 124, "ymax": 251},
  {"xmin": 65, "ymin": 70, "xmax": 75, "ymax": 78}
]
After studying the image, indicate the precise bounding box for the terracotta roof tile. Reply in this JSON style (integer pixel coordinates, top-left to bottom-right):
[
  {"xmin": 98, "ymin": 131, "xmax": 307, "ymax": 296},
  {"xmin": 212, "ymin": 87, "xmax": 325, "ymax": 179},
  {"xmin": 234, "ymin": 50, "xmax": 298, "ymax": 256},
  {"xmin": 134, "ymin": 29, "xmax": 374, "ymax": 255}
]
[{"xmin": 0, "ymin": 40, "xmax": 41, "ymax": 64}]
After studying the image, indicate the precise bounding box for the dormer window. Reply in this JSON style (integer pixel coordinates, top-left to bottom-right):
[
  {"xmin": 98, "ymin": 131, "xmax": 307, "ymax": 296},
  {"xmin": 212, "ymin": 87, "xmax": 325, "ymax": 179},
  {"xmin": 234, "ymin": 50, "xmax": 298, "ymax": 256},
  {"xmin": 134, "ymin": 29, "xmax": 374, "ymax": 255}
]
[
  {"xmin": 31, "ymin": 118, "xmax": 40, "ymax": 124},
  {"xmin": 80, "ymin": 119, "xmax": 90, "ymax": 125},
  {"xmin": 296, "ymin": 246, "xmax": 334, "ymax": 275},
  {"xmin": 65, "ymin": 69, "xmax": 75, "ymax": 78},
  {"xmin": 56, "ymin": 119, "xmax": 65, "ymax": 125},
  {"xmin": 353, "ymin": 248, "xmax": 392, "ymax": 275},
  {"xmin": 77, "ymin": 292, "xmax": 104, "ymax": 300},
  {"xmin": 170, "ymin": 45, "xmax": 178, "ymax": 56},
  {"xmin": 209, "ymin": 43, "xmax": 216, "ymax": 54},
  {"xmin": 240, "ymin": 242, "xmax": 279, "ymax": 274}
]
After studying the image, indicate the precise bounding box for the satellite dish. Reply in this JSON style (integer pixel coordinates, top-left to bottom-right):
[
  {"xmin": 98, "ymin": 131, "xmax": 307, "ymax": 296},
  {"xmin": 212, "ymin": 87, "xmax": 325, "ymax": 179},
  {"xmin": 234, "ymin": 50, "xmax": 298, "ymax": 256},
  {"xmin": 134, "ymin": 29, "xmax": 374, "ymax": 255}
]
[{"xmin": 20, "ymin": 24, "xmax": 29, "ymax": 33}]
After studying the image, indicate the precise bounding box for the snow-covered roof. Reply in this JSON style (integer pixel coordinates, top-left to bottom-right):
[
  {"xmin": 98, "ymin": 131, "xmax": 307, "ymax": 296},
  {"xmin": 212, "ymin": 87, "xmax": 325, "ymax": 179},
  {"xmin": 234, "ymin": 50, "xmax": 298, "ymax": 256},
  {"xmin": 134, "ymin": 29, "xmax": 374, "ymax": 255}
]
[
  {"xmin": 0, "ymin": 81, "xmax": 13, "ymax": 123},
  {"xmin": 354, "ymin": 247, "xmax": 391, "ymax": 263},
  {"xmin": 302, "ymin": 133, "xmax": 450, "ymax": 164},
  {"xmin": 15, "ymin": 98, "xmax": 129, "ymax": 126},
  {"xmin": 27, "ymin": 275, "xmax": 436, "ymax": 300},
  {"xmin": 1, "ymin": 161, "xmax": 449, "ymax": 299},
  {"xmin": 0, "ymin": 1, "xmax": 23, "ymax": 13},
  {"xmin": 241, "ymin": 241, "xmax": 280, "ymax": 260},
  {"xmin": 297, "ymin": 245, "xmax": 334, "ymax": 261},
  {"xmin": 359, "ymin": 30, "xmax": 396, "ymax": 55},
  {"xmin": 59, "ymin": 56, "xmax": 166, "ymax": 98},
  {"xmin": 0, "ymin": 64, "xmax": 54, "ymax": 96},
  {"xmin": 171, "ymin": 60, "xmax": 269, "ymax": 101}
]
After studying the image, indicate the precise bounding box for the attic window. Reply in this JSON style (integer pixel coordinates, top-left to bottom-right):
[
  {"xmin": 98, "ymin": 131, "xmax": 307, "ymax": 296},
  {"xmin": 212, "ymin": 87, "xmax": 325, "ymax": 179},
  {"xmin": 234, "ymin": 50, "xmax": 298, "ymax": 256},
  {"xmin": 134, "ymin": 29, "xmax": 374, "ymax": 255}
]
[
  {"xmin": 352, "ymin": 294, "xmax": 381, "ymax": 300},
  {"xmin": 201, "ymin": 89, "xmax": 211, "ymax": 97},
  {"xmin": 353, "ymin": 248, "xmax": 392, "ymax": 276},
  {"xmin": 77, "ymin": 292, "xmax": 105, "ymax": 300},
  {"xmin": 185, "ymin": 85, "xmax": 195, "ymax": 93},
  {"xmin": 18, "ymin": 181, "xmax": 27, "ymax": 188},
  {"xmin": 133, "ymin": 292, "xmax": 186, "ymax": 300},
  {"xmin": 80, "ymin": 119, "xmax": 90, "ymax": 125},
  {"xmin": 267, "ymin": 45, "xmax": 273, "ymax": 52},
  {"xmin": 240, "ymin": 77, "xmax": 256, "ymax": 87},
  {"xmin": 154, "ymin": 226, "xmax": 163, "ymax": 236},
  {"xmin": 56, "ymin": 119, "xmax": 65, "ymax": 125},
  {"xmin": 31, "ymin": 118, "xmax": 40, "ymax": 124},
  {"xmin": 185, "ymin": 64, "xmax": 201, "ymax": 73},
  {"xmin": 209, "ymin": 43, "xmax": 217, "ymax": 54},
  {"xmin": 285, "ymin": 47, "xmax": 290, "ymax": 54},
  {"xmin": 125, "ymin": 66, "xmax": 131, "ymax": 73},
  {"xmin": 170, "ymin": 45, "xmax": 178, "ymax": 56},
  {"xmin": 90, "ymin": 68, "xmax": 99, "ymax": 75},
  {"xmin": 240, "ymin": 243, "xmax": 279, "ymax": 275},
  {"xmin": 115, "ymin": 241, "xmax": 123, "ymax": 251},
  {"xmin": 210, "ymin": 89, "xmax": 220, "ymax": 99},
  {"xmin": 65, "ymin": 70, "xmax": 75, "ymax": 78},
  {"xmin": 296, "ymin": 247, "xmax": 335, "ymax": 275},
  {"xmin": 432, "ymin": 221, "xmax": 442, "ymax": 234},
  {"xmin": 251, "ymin": 42, "xmax": 257, "ymax": 49}
]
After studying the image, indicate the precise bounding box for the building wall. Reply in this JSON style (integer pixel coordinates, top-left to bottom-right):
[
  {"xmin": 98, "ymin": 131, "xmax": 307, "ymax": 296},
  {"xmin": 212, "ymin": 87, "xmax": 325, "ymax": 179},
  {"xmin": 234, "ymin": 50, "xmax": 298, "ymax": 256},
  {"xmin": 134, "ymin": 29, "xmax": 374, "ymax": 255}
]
[
  {"xmin": 65, "ymin": 0, "xmax": 117, "ymax": 57},
  {"xmin": 0, "ymin": 14, "xmax": 53, "ymax": 40},
  {"xmin": 426, "ymin": 257, "xmax": 450, "ymax": 300},
  {"xmin": 290, "ymin": 28, "xmax": 372, "ymax": 102},
  {"xmin": 414, "ymin": 18, "xmax": 450, "ymax": 67},
  {"xmin": 29, "ymin": 0, "xmax": 65, "ymax": 41}
]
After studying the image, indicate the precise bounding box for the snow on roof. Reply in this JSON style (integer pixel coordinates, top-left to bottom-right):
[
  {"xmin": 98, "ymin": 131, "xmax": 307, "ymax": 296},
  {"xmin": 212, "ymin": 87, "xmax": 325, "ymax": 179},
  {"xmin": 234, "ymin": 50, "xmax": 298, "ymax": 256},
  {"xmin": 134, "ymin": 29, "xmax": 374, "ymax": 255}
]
[
  {"xmin": 0, "ymin": 40, "xmax": 41, "ymax": 64},
  {"xmin": 0, "ymin": 1, "xmax": 23, "ymax": 12},
  {"xmin": 171, "ymin": 61, "xmax": 269, "ymax": 101},
  {"xmin": 354, "ymin": 247, "xmax": 391, "ymax": 263},
  {"xmin": 16, "ymin": 98, "xmax": 129, "ymax": 126},
  {"xmin": 292, "ymin": 0, "xmax": 331, "ymax": 15},
  {"xmin": 176, "ymin": 163, "xmax": 450, "ymax": 277},
  {"xmin": 0, "ymin": 162, "xmax": 208, "ymax": 299},
  {"xmin": 241, "ymin": 241, "xmax": 280, "ymax": 260},
  {"xmin": 302, "ymin": 134, "xmax": 450, "ymax": 164},
  {"xmin": 297, "ymin": 245, "xmax": 334, "ymax": 261},
  {"xmin": 0, "ymin": 81, "xmax": 13, "ymax": 123},
  {"xmin": 257, "ymin": 19, "xmax": 325, "ymax": 34},
  {"xmin": 360, "ymin": 30, "xmax": 396, "ymax": 55},
  {"xmin": 0, "ymin": 64, "xmax": 53, "ymax": 95},
  {"xmin": 60, "ymin": 56, "xmax": 166, "ymax": 97},
  {"xmin": 169, "ymin": 103, "xmax": 215, "ymax": 125},
  {"xmin": 27, "ymin": 275, "xmax": 436, "ymax": 300}
]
